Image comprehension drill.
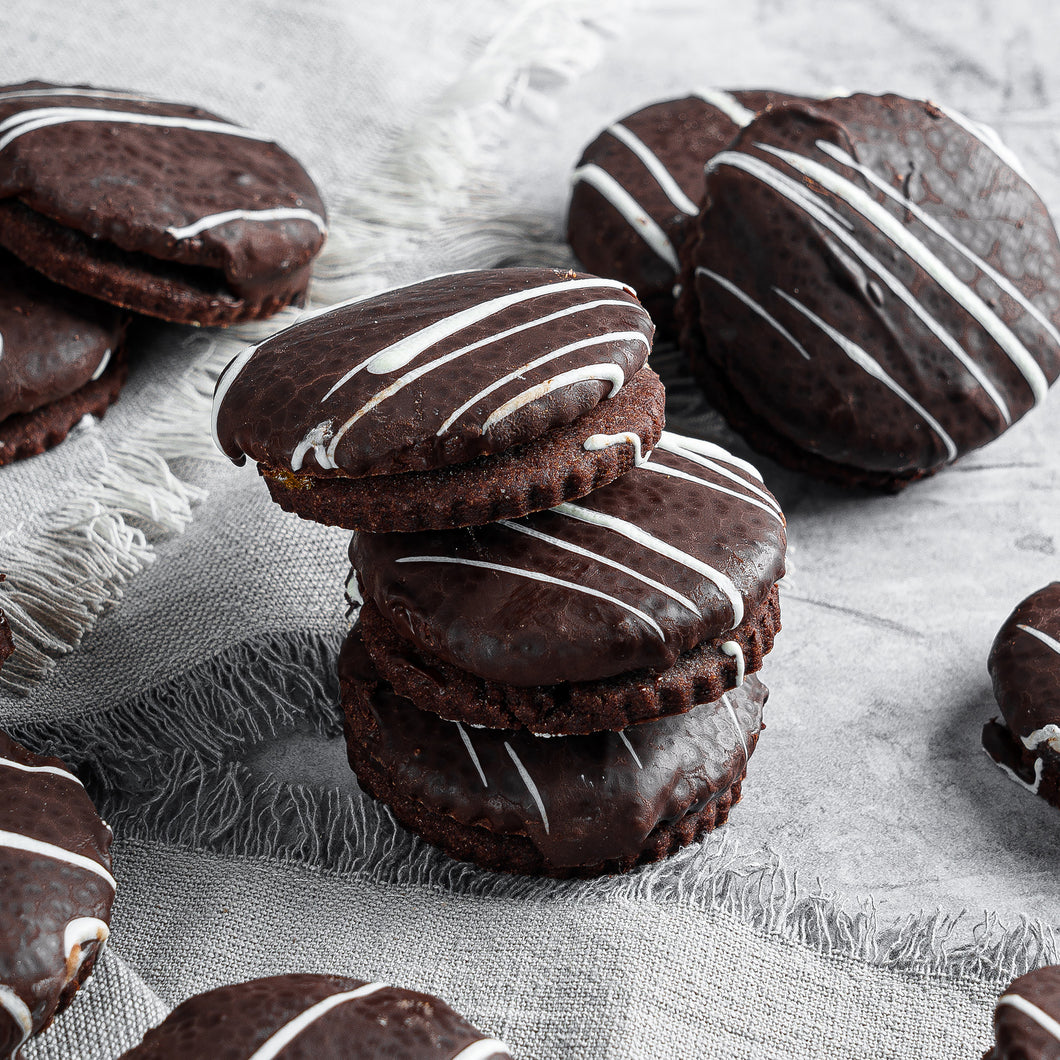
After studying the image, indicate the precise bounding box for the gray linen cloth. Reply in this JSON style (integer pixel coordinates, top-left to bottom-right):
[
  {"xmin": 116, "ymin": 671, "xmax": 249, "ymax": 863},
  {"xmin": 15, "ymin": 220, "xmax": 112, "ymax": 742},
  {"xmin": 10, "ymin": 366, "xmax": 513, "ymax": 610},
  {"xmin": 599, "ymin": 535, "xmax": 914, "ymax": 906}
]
[{"xmin": 3, "ymin": 1, "xmax": 1060, "ymax": 1057}]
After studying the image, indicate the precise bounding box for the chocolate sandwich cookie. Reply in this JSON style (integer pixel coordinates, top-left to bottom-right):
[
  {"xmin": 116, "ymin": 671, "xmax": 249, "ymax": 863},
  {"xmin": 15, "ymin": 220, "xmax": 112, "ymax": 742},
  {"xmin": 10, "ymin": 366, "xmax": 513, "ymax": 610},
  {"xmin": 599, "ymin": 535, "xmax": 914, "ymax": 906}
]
[
  {"xmin": 118, "ymin": 974, "xmax": 510, "ymax": 1059},
  {"xmin": 351, "ymin": 430, "xmax": 785, "ymax": 734},
  {"xmin": 0, "ymin": 248, "xmax": 127, "ymax": 465},
  {"xmin": 342, "ymin": 622, "xmax": 765, "ymax": 877},
  {"xmin": 568, "ymin": 90, "xmax": 804, "ymax": 328},
  {"xmin": 0, "ymin": 730, "xmax": 114, "ymax": 1059},
  {"xmin": 983, "ymin": 582, "xmax": 1060, "ymax": 808},
  {"xmin": 677, "ymin": 92, "xmax": 1060, "ymax": 489},
  {"xmin": 0, "ymin": 81, "xmax": 327, "ymax": 326},
  {"xmin": 214, "ymin": 267, "xmax": 663, "ymax": 532},
  {"xmin": 987, "ymin": 965, "xmax": 1060, "ymax": 1059}
]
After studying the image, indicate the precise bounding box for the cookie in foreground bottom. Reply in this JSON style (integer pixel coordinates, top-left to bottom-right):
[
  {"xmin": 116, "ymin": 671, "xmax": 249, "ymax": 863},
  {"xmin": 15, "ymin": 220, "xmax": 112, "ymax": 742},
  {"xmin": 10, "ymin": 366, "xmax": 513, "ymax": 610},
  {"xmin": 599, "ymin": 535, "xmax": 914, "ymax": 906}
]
[
  {"xmin": 340, "ymin": 624, "xmax": 765, "ymax": 878},
  {"xmin": 987, "ymin": 965, "xmax": 1060, "ymax": 1059},
  {"xmin": 118, "ymin": 974, "xmax": 510, "ymax": 1059}
]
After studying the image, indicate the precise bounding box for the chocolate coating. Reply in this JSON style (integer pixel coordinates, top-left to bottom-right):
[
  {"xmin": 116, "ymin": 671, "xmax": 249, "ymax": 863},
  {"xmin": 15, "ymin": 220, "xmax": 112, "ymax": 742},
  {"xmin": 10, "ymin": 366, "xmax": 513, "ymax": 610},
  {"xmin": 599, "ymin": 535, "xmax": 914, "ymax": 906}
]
[
  {"xmin": 678, "ymin": 93, "xmax": 1060, "ymax": 486},
  {"xmin": 0, "ymin": 729, "xmax": 114, "ymax": 1059},
  {"xmin": 988, "ymin": 965, "xmax": 1060, "ymax": 1059},
  {"xmin": 0, "ymin": 82, "xmax": 326, "ymax": 325},
  {"xmin": 341, "ymin": 625, "xmax": 765, "ymax": 875},
  {"xmin": 118, "ymin": 974, "xmax": 509, "ymax": 1060}
]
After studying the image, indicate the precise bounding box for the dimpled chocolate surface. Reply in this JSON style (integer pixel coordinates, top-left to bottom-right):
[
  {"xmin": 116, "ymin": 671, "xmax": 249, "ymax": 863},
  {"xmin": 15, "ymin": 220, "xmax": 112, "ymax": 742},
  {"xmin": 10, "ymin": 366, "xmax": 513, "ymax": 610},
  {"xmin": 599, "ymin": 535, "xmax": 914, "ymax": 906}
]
[
  {"xmin": 118, "ymin": 974, "xmax": 509, "ymax": 1060},
  {"xmin": 340, "ymin": 626, "xmax": 765, "ymax": 874},
  {"xmin": 0, "ymin": 729, "xmax": 114, "ymax": 1058},
  {"xmin": 568, "ymin": 90, "xmax": 805, "ymax": 323},
  {"xmin": 213, "ymin": 267, "xmax": 654, "ymax": 477},
  {"xmin": 988, "ymin": 965, "xmax": 1060, "ymax": 1060},
  {"xmin": 0, "ymin": 81, "xmax": 326, "ymax": 323},
  {"xmin": 352, "ymin": 430, "xmax": 786, "ymax": 688},
  {"xmin": 678, "ymin": 92, "xmax": 1060, "ymax": 485}
]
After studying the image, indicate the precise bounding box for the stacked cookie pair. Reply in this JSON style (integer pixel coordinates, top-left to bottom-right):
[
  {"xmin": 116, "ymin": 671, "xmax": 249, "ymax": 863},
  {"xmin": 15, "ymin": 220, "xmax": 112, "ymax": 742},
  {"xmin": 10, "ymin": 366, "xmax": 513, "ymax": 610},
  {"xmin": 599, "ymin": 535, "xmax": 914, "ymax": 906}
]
[{"xmin": 213, "ymin": 266, "xmax": 787, "ymax": 877}]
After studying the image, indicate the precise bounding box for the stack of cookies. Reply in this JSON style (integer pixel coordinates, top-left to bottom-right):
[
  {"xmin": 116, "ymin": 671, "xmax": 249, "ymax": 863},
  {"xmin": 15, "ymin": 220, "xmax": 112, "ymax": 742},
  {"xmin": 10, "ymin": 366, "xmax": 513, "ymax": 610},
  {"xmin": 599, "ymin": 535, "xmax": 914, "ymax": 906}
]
[{"xmin": 213, "ymin": 266, "xmax": 787, "ymax": 877}]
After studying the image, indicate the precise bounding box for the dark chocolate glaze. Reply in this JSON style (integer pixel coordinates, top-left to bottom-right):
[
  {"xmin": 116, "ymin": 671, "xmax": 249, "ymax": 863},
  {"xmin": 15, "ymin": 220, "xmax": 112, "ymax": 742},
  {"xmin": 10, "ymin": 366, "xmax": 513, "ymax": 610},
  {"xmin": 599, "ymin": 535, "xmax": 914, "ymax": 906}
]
[
  {"xmin": 352, "ymin": 431, "xmax": 786, "ymax": 687},
  {"xmin": 679, "ymin": 93, "xmax": 1060, "ymax": 481},
  {"xmin": 0, "ymin": 82, "xmax": 326, "ymax": 302},
  {"xmin": 341, "ymin": 625, "xmax": 765, "ymax": 871},
  {"xmin": 118, "ymin": 974, "xmax": 509, "ymax": 1060},
  {"xmin": 0, "ymin": 729, "xmax": 114, "ymax": 1059},
  {"xmin": 0, "ymin": 604, "xmax": 11, "ymax": 670},
  {"xmin": 989, "ymin": 965, "xmax": 1060, "ymax": 1060},
  {"xmin": 0, "ymin": 247, "xmax": 126, "ymax": 422},
  {"xmin": 214, "ymin": 267, "xmax": 654, "ymax": 476}
]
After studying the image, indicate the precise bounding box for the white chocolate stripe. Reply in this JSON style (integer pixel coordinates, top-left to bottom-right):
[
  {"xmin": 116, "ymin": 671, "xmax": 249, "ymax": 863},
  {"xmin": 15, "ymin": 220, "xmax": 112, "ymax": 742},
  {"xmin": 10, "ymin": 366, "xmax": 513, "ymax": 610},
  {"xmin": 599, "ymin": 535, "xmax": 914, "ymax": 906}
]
[
  {"xmin": 815, "ymin": 139, "xmax": 1060, "ymax": 349},
  {"xmin": 455, "ymin": 722, "xmax": 489, "ymax": 788},
  {"xmin": 323, "ymin": 277, "xmax": 634, "ymax": 396},
  {"xmin": 0, "ymin": 986, "xmax": 32, "ymax": 1049},
  {"xmin": 657, "ymin": 431, "xmax": 765, "ymax": 482},
  {"xmin": 936, "ymin": 104, "xmax": 1030, "ymax": 181},
  {"xmin": 394, "ymin": 556, "xmax": 665, "ymax": 638},
  {"xmin": 997, "ymin": 992, "xmax": 1060, "ymax": 1042},
  {"xmin": 1023, "ymin": 724, "xmax": 1060, "ymax": 752},
  {"xmin": 705, "ymin": 151, "xmax": 1013, "ymax": 421},
  {"xmin": 720, "ymin": 692, "xmax": 749, "ymax": 761},
  {"xmin": 499, "ymin": 519, "xmax": 701, "ymax": 617},
  {"xmin": 756, "ymin": 142, "xmax": 1050, "ymax": 404},
  {"xmin": 618, "ymin": 731, "xmax": 643, "ymax": 770},
  {"xmin": 504, "ymin": 742, "xmax": 550, "ymax": 833},
  {"xmin": 642, "ymin": 457, "xmax": 783, "ymax": 524},
  {"xmin": 166, "ymin": 207, "xmax": 326, "ymax": 241},
  {"xmin": 571, "ymin": 164, "xmax": 680, "ymax": 271},
  {"xmin": 583, "ymin": 431, "xmax": 647, "ymax": 464},
  {"xmin": 246, "ymin": 983, "xmax": 387, "ymax": 1060},
  {"xmin": 1017, "ymin": 622, "xmax": 1060, "ymax": 656},
  {"xmin": 695, "ymin": 265, "xmax": 811, "ymax": 360},
  {"xmin": 451, "ymin": 1039, "xmax": 512, "ymax": 1060},
  {"xmin": 0, "ymin": 755, "xmax": 83, "ymax": 784},
  {"xmin": 481, "ymin": 363, "xmax": 626, "ymax": 433},
  {"xmin": 555, "ymin": 502, "xmax": 745, "ymax": 627},
  {"xmin": 721, "ymin": 641, "xmax": 746, "ymax": 685},
  {"xmin": 90, "ymin": 347, "xmax": 112, "ymax": 381},
  {"xmin": 654, "ymin": 433, "xmax": 779, "ymax": 510},
  {"xmin": 694, "ymin": 89, "xmax": 756, "ymax": 128},
  {"xmin": 985, "ymin": 744, "xmax": 1043, "ymax": 794},
  {"xmin": 64, "ymin": 917, "xmax": 109, "ymax": 961},
  {"xmin": 0, "ymin": 87, "xmax": 150, "ymax": 103},
  {"xmin": 211, "ymin": 341, "xmax": 262, "ymax": 453},
  {"xmin": 606, "ymin": 122, "xmax": 699, "ymax": 214},
  {"xmin": 0, "ymin": 830, "xmax": 115, "ymax": 889},
  {"xmin": 775, "ymin": 289, "xmax": 959, "ymax": 461}
]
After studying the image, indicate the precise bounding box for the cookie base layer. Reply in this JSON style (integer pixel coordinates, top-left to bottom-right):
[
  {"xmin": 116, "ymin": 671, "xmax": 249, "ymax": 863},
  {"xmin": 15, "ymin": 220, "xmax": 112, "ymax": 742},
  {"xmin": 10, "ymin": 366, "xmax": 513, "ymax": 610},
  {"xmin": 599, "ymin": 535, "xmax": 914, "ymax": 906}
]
[
  {"xmin": 983, "ymin": 719, "xmax": 1060, "ymax": 809},
  {"xmin": 0, "ymin": 200, "xmax": 311, "ymax": 327},
  {"xmin": 0, "ymin": 346, "xmax": 128, "ymax": 466},
  {"xmin": 261, "ymin": 366, "xmax": 667, "ymax": 532},
  {"xmin": 358, "ymin": 583, "xmax": 781, "ymax": 734}
]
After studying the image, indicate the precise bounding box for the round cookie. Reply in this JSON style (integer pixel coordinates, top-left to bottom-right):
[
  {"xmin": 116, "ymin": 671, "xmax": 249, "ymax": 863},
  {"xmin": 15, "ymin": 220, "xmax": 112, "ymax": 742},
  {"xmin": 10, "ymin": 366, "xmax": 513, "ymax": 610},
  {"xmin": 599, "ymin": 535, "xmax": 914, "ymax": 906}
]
[
  {"xmin": 983, "ymin": 582, "xmax": 1060, "ymax": 807},
  {"xmin": 0, "ymin": 729, "xmax": 114, "ymax": 1058},
  {"xmin": 213, "ymin": 267, "xmax": 663, "ymax": 532},
  {"xmin": 677, "ymin": 92, "xmax": 1060, "ymax": 489},
  {"xmin": 568, "ymin": 90, "xmax": 804, "ymax": 328},
  {"xmin": 0, "ymin": 248, "xmax": 128, "ymax": 465},
  {"xmin": 118, "ymin": 974, "xmax": 510, "ymax": 1059},
  {"xmin": 0, "ymin": 81, "xmax": 327, "ymax": 326},
  {"xmin": 987, "ymin": 965, "xmax": 1060, "ymax": 1059},
  {"xmin": 341, "ymin": 622, "xmax": 765, "ymax": 878},
  {"xmin": 351, "ymin": 430, "xmax": 786, "ymax": 734}
]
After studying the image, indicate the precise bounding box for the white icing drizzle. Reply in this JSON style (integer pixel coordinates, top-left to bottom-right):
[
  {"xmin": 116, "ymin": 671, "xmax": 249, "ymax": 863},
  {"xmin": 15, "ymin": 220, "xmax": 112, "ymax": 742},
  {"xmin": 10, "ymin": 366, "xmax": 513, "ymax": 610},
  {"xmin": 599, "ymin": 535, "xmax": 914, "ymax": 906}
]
[
  {"xmin": 166, "ymin": 207, "xmax": 326, "ymax": 241},
  {"xmin": 720, "ymin": 692, "xmax": 749, "ymax": 762},
  {"xmin": 582, "ymin": 432, "xmax": 646, "ymax": 465},
  {"xmin": 455, "ymin": 721, "xmax": 489, "ymax": 788},
  {"xmin": 706, "ymin": 149, "xmax": 1014, "ymax": 422},
  {"xmin": 245, "ymin": 983, "xmax": 388, "ymax": 1060},
  {"xmin": 0, "ymin": 986, "xmax": 32, "ymax": 1049},
  {"xmin": 504, "ymin": 742, "xmax": 550, "ymax": 833},
  {"xmin": 618, "ymin": 730, "xmax": 643, "ymax": 769},
  {"xmin": 1017, "ymin": 622, "xmax": 1060, "ymax": 657},
  {"xmin": 394, "ymin": 555, "xmax": 665, "ymax": 638},
  {"xmin": 0, "ymin": 331, "xmax": 4, "ymax": 362},
  {"xmin": 0, "ymin": 829, "xmax": 116, "ymax": 890},
  {"xmin": 0, "ymin": 755, "xmax": 83, "ymax": 785},
  {"xmin": 0, "ymin": 107, "xmax": 275, "ymax": 153},
  {"xmin": 997, "ymin": 992, "xmax": 1060, "ymax": 1042},
  {"xmin": 89, "ymin": 347, "xmax": 112, "ymax": 382},
  {"xmin": 986, "ymin": 744, "xmax": 1044, "ymax": 794},
  {"xmin": 605, "ymin": 122, "xmax": 699, "ymax": 214},
  {"xmin": 0, "ymin": 86, "xmax": 150, "ymax": 103},
  {"xmin": 554, "ymin": 502, "xmax": 745, "ymax": 627},
  {"xmin": 641, "ymin": 459, "xmax": 784, "ymax": 525},
  {"xmin": 693, "ymin": 88, "xmax": 756, "ymax": 127},
  {"xmin": 481, "ymin": 363, "xmax": 626, "ymax": 433},
  {"xmin": 290, "ymin": 420, "xmax": 334, "ymax": 473},
  {"xmin": 63, "ymin": 917, "xmax": 109, "ymax": 968},
  {"xmin": 570, "ymin": 163, "xmax": 680, "ymax": 271},
  {"xmin": 935, "ymin": 103, "xmax": 1030, "ymax": 182},
  {"xmin": 721, "ymin": 641, "xmax": 745, "ymax": 685},
  {"xmin": 450, "ymin": 1039, "xmax": 512, "ymax": 1060},
  {"xmin": 654, "ymin": 432, "xmax": 780, "ymax": 510},
  {"xmin": 774, "ymin": 288, "xmax": 959, "ymax": 461},
  {"xmin": 1022, "ymin": 724, "xmax": 1060, "ymax": 753},
  {"xmin": 211, "ymin": 341, "xmax": 262, "ymax": 453}
]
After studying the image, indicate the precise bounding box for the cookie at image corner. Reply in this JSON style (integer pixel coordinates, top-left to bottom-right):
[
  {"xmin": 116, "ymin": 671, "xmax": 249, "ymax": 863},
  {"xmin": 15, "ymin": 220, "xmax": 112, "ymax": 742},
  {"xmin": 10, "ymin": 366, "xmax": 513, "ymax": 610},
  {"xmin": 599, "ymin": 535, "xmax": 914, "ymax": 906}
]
[
  {"xmin": 341, "ymin": 621, "xmax": 766, "ymax": 878},
  {"xmin": 0, "ymin": 729, "xmax": 114, "ymax": 1060},
  {"xmin": 213, "ymin": 267, "xmax": 663, "ymax": 532},
  {"xmin": 0, "ymin": 81, "xmax": 327, "ymax": 326},
  {"xmin": 0, "ymin": 247, "xmax": 128, "ymax": 466},
  {"xmin": 350, "ymin": 430, "xmax": 786, "ymax": 734},
  {"xmin": 116, "ymin": 974, "xmax": 511, "ymax": 1059},
  {"xmin": 983, "ymin": 582, "xmax": 1060, "ymax": 809},
  {"xmin": 986, "ymin": 964, "xmax": 1060, "ymax": 1059},
  {"xmin": 676, "ymin": 92, "xmax": 1060, "ymax": 490}
]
